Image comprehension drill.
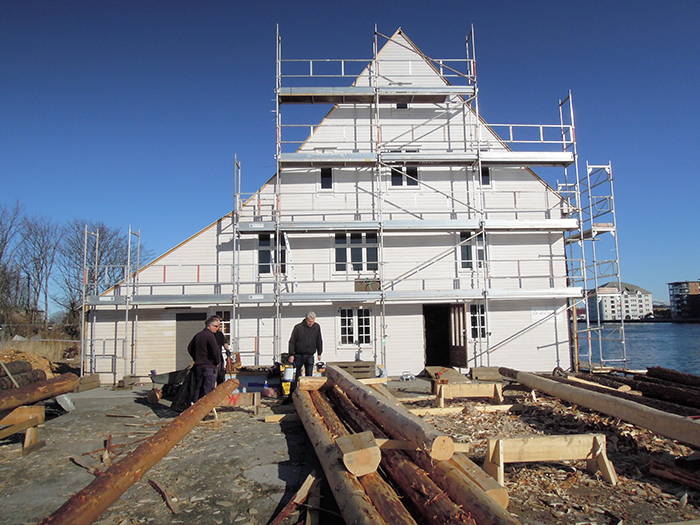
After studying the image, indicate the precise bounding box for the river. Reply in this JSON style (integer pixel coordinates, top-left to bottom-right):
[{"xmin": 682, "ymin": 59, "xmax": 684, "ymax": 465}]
[{"xmin": 598, "ymin": 322, "xmax": 700, "ymax": 375}]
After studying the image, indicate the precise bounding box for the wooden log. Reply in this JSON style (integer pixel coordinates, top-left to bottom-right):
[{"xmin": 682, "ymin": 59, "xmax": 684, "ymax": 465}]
[
  {"xmin": 450, "ymin": 453, "xmax": 509, "ymax": 509},
  {"xmin": 0, "ymin": 369, "xmax": 48, "ymax": 391},
  {"xmin": 37, "ymin": 378, "xmax": 240, "ymax": 525},
  {"xmin": 298, "ymin": 376, "xmax": 329, "ymax": 391},
  {"xmin": 568, "ymin": 374, "xmax": 631, "ymax": 392},
  {"xmin": 325, "ymin": 365, "xmax": 454, "ymax": 461},
  {"xmin": 309, "ymin": 390, "xmax": 417, "ymax": 525},
  {"xmin": 600, "ymin": 374, "xmax": 700, "ymax": 409},
  {"xmin": 335, "ymin": 431, "xmax": 382, "ymax": 477},
  {"xmin": 499, "ymin": 368, "xmax": 700, "ymax": 449},
  {"xmin": 550, "ymin": 373, "xmax": 700, "ymax": 417},
  {"xmin": 292, "ymin": 388, "xmax": 387, "ymax": 525},
  {"xmin": 325, "ymin": 386, "xmax": 477, "ymax": 525},
  {"xmin": 0, "ymin": 373, "xmax": 80, "ymax": 414},
  {"xmin": 647, "ymin": 366, "xmax": 700, "ymax": 389},
  {"xmin": 649, "ymin": 459, "xmax": 700, "ymax": 492},
  {"xmin": 408, "ymin": 449, "xmax": 521, "ymax": 525},
  {"xmin": 0, "ymin": 360, "xmax": 33, "ymax": 377}
]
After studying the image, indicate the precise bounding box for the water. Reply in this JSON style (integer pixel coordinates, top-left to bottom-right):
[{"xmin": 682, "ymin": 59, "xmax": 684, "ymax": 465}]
[{"xmin": 599, "ymin": 323, "xmax": 700, "ymax": 375}]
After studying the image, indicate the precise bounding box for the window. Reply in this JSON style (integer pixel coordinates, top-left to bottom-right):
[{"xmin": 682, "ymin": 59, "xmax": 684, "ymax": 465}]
[
  {"xmin": 460, "ymin": 231, "xmax": 486, "ymax": 269},
  {"xmin": 258, "ymin": 234, "xmax": 286, "ymax": 275},
  {"xmin": 470, "ymin": 304, "xmax": 486, "ymax": 339},
  {"xmin": 390, "ymin": 166, "xmax": 419, "ymax": 187},
  {"xmin": 214, "ymin": 310, "xmax": 231, "ymax": 344},
  {"xmin": 480, "ymin": 166, "xmax": 491, "ymax": 186},
  {"xmin": 339, "ymin": 307, "xmax": 372, "ymax": 345},
  {"xmin": 396, "ymin": 102, "xmax": 408, "ymax": 109},
  {"xmin": 335, "ymin": 232, "xmax": 378, "ymax": 271},
  {"xmin": 321, "ymin": 167, "xmax": 333, "ymax": 189}
]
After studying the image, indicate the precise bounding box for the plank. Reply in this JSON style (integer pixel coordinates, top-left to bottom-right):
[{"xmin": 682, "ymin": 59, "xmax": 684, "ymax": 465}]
[
  {"xmin": 409, "ymin": 407, "xmax": 464, "ymax": 416},
  {"xmin": 0, "ymin": 405, "xmax": 45, "ymax": 426}
]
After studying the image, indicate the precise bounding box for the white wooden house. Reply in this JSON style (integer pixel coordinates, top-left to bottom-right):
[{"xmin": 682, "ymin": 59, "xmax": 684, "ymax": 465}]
[{"xmin": 86, "ymin": 29, "xmax": 599, "ymax": 382}]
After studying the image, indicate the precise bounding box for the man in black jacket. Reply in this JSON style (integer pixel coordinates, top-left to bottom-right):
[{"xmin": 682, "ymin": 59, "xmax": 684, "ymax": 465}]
[
  {"xmin": 187, "ymin": 316, "xmax": 223, "ymax": 402},
  {"xmin": 288, "ymin": 311, "xmax": 323, "ymax": 384}
]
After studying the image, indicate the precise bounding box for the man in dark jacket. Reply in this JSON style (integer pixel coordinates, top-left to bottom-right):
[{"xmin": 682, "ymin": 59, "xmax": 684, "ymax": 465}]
[
  {"xmin": 288, "ymin": 311, "xmax": 323, "ymax": 383},
  {"xmin": 187, "ymin": 316, "xmax": 223, "ymax": 402}
]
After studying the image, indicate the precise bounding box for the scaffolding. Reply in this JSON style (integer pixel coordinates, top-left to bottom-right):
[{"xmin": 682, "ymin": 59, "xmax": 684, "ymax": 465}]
[
  {"xmin": 231, "ymin": 27, "xmax": 586, "ymax": 370},
  {"xmin": 82, "ymin": 27, "xmax": 625, "ymax": 378},
  {"xmin": 561, "ymin": 161, "xmax": 627, "ymax": 370}
]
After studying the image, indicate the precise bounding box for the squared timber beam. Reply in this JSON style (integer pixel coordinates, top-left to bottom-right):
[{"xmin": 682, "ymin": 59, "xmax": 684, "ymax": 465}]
[{"xmin": 483, "ymin": 434, "xmax": 618, "ymax": 486}]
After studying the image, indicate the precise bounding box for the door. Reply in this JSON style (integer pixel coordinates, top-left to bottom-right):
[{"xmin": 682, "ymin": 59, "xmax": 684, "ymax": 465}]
[{"xmin": 449, "ymin": 304, "xmax": 469, "ymax": 367}]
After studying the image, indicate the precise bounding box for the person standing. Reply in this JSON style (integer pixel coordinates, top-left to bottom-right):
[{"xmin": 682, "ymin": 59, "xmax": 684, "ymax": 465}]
[
  {"xmin": 288, "ymin": 311, "xmax": 323, "ymax": 383},
  {"xmin": 187, "ymin": 316, "xmax": 223, "ymax": 402}
]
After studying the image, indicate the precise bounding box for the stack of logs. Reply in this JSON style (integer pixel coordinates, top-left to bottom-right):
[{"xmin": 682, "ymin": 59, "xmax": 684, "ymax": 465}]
[
  {"xmin": 0, "ymin": 360, "xmax": 47, "ymax": 391},
  {"xmin": 293, "ymin": 365, "xmax": 520, "ymax": 525}
]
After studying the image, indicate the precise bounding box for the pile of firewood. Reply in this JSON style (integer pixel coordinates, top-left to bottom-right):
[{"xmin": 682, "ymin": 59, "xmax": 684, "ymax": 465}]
[
  {"xmin": 292, "ymin": 365, "xmax": 520, "ymax": 525},
  {"xmin": 0, "ymin": 360, "xmax": 47, "ymax": 391}
]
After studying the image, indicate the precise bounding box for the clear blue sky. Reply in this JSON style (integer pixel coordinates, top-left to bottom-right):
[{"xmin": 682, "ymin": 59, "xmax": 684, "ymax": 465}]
[{"xmin": 2, "ymin": 1, "xmax": 698, "ymax": 304}]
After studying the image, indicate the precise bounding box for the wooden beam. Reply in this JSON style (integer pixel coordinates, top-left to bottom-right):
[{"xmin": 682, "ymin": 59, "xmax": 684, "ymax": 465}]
[
  {"xmin": 0, "ymin": 405, "xmax": 45, "ymax": 426},
  {"xmin": 264, "ymin": 413, "xmax": 300, "ymax": 423},
  {"xmin": 37, "ymin": 378, "xmax": 240, "ymax": 525},
  {"xmin": 298, "ymin": 376, "xmax": 329, "ymax": 391},
  {"xmin": 499, "ymin": 367, "xmax": 700, "ymax": 449},
  {"xmin": 450, "ymin": 453, "xmax": 509, "ymax": 509},
  {"xmin": 325, "ymin": 365, "xmax": 455, "ymax": 461},
  {"xmin": 483, "ymin": 434, "xmax": 617, "ymax": 486},
  {"xmin": 441, "ymin": 382, "xmax": 504, "ymax": 401},
  {"xmin": 268, "ymin": 470, "xmax": 319, "ymax": 525},
  {"xmin": 292, "ymin": 389, "xmax": 388, "ymax": 525},
  {"xmin": 360, "ymin": 377, "xmax": 388, "ymax": 385},
  {"xmin": 335, "ymin": 431, "xmax": 381, "ymax": 477},
  {"xmin": 409, "ymin": 407, "xmax": 464, "ymax": 416}
]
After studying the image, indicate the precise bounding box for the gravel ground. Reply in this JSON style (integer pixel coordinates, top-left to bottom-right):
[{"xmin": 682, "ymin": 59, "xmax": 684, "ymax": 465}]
[{"xmin": 0, "ymin": 377, "xmax": 698, "ymax": 525}]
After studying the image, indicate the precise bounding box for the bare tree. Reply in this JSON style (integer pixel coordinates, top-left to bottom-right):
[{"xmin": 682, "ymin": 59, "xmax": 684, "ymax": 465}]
[
  {"xmin": 0, "ymin": 202, "xmax": 26, "ymax": 324},
  {"xmin": 18, "ymin": 215, "xmax": 64, "ymax": 325}
]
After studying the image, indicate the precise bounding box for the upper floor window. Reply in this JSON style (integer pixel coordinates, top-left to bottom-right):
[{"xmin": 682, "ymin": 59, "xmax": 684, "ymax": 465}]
[
  {"xmin": 480, "ymin": 166, "xmax": 491, "ymax": 186},
  {"xmin": 460, "ymin": 231, "xmax": 486, "ymax": 269},
  {"xmin": 258, "ymin": 234, "xmax": 286, "ymax": 275},
  {"xmin": 335, "ymin": 232, "xmax": 378, "ymax": 272},
  {"xmin": 391, "ymin": 166, "xmax": 419, "ymax": 187},
  {"xmin": 321, "ymin": 167, "xmax": 333, "ymax": 190}
]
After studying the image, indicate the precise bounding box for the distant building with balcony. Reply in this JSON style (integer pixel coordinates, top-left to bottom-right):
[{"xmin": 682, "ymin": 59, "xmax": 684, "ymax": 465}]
[
  {"xmin": 668, "ymin": 281, "xmax": 700, "ymax": 322},
  {"xmin": 589, "ymin": 282, "xmax": 653, "ymax": 321}
]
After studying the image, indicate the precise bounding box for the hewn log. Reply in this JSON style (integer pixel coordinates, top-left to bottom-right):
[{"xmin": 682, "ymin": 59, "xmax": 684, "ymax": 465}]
[
  {"xmin": 293, "ymin": 389, "xmax": 387, "ymax": 525},
  {"xmin": 0, "ymin": 369, "xmax": 47, "ymax": 391},
  {"xmin": 0, "ymin": 360, "xmax": 33, "ymax": 377},
  {"xmin": 500, "ymin": 368, "xmax": 700, "ymax": 449},
  {"xmin": 326, "ymin": 386, "xmax": 477, "ymax": 525},
  {"xmin": 647, "ymin": 366, "xmax": 700, "ymax": 389},
  {"xmin": 408, "ymin": 449, "xmax": 520, "ymax": 524},
  {"xmin": 37, "ymin": 378, "xmax": 239, "ymax": 525},
  {"xmin": 335, "ymin": 431, "xmax": 382, "ymax": 477},
  {"xmin": 309, "ymin": 390, "xmax": 416, "ymax": 525},
  {"xmin": 0, "ymin": 373, "xmax": 80, "ymax": 414},
  {"xmin": 450, "ymin": 453, "xmax": 510, "ymax": 509},
  {"xmin": 550, "ymin": 374, "xmax": 700, "ymax": 417},
  {"xmin": 325, "ymin": 365, "xmax": 454, "ymax": 461}
]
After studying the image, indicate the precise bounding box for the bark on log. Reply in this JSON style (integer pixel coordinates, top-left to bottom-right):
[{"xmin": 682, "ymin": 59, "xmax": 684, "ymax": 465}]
[
  {"xmin": 551, "ymin": 374, "xmax": 700, "ymax": 417},
  {"xmin": 0, "ymin": 360, "xmax": 33, "ymax": 377},
  {"xmin": 598, "ymin": 374, "xmax": 700, "ymax": 409},
  {"xmin": 326, "ymin": 386, "xmax": 477, "ymax": 525},
  {"xmin": 649, "ymin": 459, "xmax": 700, "ymax": 492},
  {"xmin": 500, "ymin": 368, "xmax": 700, "ymax": 449},
  {"xmin": 408, "ymin": 449, "xmax": 520, "ymax": 525},
  {"xmin": 37, "ymin": 378, "xmax": 240, "ymax": 525},
  {"xmin": 0, "ymin": 369, "xmax": 47, "ymax": 391},
  {"xmin": 309, "ymin": 390, "xmax": 417, "ymax": 525},
  {"xmin": 0, "ymin": 373, "xmax": 80, "ymax": 413},
  {"xmin": 293, "ymin": 388, "xmax": 387, "ymax": 525},
  {"xmin": 647, "ymin": 366, "xmax": 700, "ymax": 389},
  {"xmin": 325, "ymin": 365, "xmax": 454, "ymax": 461}
]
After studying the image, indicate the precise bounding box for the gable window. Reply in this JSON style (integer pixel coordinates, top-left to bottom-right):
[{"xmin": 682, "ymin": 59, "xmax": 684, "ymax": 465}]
[
  {"xmin": 339, "ymin": 307, "xmax": 372, "ymax": 345},
  {"xmin": 335, "ymin": 232, "xmax": 378, "ymax": 272},
  {"xmin": 258, "ymin": 234, "xmax": 286, "ymax": 275},
  {"xmin": 321, "ymin": 167, "xmax": 333, "ymax": 190},
  {"xmin": 470, "ymin": 304, "xmax": 486, "ymax": 339},
  {"xmin": 390, "ymin": 166, "xmax": 419, "ymax": 187},
  {"xmin": 460, "ymin": 231, "xmax": 486, "ymax": 269}
]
